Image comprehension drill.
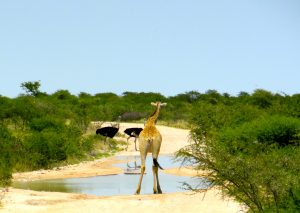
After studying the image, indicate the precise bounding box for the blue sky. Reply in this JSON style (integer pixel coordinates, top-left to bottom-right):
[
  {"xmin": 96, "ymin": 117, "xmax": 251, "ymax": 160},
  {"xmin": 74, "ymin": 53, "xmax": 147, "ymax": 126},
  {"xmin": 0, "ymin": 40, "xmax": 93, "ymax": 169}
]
[{"xmin": 1, "ymin": 0, "xmax": 299, "ymax": 98}]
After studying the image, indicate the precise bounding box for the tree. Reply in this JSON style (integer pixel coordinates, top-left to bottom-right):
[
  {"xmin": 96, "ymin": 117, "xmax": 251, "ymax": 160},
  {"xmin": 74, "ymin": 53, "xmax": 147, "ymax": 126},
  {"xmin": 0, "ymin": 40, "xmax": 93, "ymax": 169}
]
[
  {"xmin": 21, "ymin": 81, "xmax": 41, "ymax": 96},
  {"xmin": 251, "ymin": 89, "xmax": 273, "ymax": 109}
]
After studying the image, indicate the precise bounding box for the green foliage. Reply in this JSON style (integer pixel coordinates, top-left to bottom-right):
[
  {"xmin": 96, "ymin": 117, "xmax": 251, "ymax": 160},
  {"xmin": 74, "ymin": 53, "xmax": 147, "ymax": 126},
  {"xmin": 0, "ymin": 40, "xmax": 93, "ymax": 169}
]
[
  {"xmin": 255, "ymin": 116, "xmax": 300, "ymax": 146},
  {"xmin": 20, "ymin": 81, "xmax": 41, "ymax": 96},
  {"xmin": 178, "ymin": 115, "xmax": 300, "ymax": 212},
  {"xmin": 0, "ymin": 96, "xmax": 13, "ymax": 120},
  {"xmin": 22, "ymin": 125, "xmax": 83, "ymax": 169},
  {"xmin": 29, "ymin": 117, "xmax": 64, "ymax": 132},
  {"xmin": 52, "ymin": 90, "xmax": 77, "ymax": 101},
  {"xmin": 251, "ymin": 89, "xmax": 274, "ymax": 109},
  {"xmin": 0, "ymin": 125, "xmax": 13, "ymax": 186},
  {"xmin": 190, "ymin": 102, "xmax": 264, "ymax": 138},
  {"xmin": 219, "ymin": 116, "xmax": 300, "ymax": 153}
]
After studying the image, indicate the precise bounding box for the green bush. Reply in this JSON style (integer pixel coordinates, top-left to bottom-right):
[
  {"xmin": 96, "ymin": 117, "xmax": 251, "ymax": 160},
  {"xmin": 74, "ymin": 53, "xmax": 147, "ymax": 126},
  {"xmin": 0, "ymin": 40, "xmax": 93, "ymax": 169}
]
[
  {"xmin": 20, "ymin": 122, "xmax": 83, "ymax": 169},
  {"xmin": 219, "ymin": 116, "xmax": 300, "ymax": 153},
  {"xmin": 23, "ymin": 130, "xmax": 66, "ymax": 168},
  {"xmin": 178, "ymin": 115, "xmax": 300, "ymax": 212},
  {"xmin": 0, "ymin": 125, "xmax": 13, "ymax": 186},
  {"xmin": 29, "ymin": 117, "xmax": 63, "ymax": 132},
  {"xmin": 80, "ymin": 135, "xmax": 98, "ymax": 153},
  {"xmin": 191, "ymin": 102, "xmax": 264, "ymax": 138},
  {"xmin": 255, "ymin": 116, "xmax": 300, "ymax": 146}
]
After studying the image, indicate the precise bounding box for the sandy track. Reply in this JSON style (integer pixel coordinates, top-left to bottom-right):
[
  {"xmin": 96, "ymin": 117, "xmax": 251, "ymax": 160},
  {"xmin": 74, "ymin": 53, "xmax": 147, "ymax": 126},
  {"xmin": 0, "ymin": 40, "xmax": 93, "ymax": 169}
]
[
  {"xmin": 2, "ymin": 123, "xmax": 244, "ymax": 213},
  {"xmin": 1, "ymin": 188, "xmax": 243, "ymax": 213}
]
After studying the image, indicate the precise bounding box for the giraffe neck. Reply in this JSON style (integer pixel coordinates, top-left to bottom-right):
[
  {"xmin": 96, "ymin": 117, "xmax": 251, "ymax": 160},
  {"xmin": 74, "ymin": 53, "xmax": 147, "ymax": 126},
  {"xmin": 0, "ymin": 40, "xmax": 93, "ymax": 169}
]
[{"xmin": 145, "ymin": 104, "xmax": 161, "ymax": 127}]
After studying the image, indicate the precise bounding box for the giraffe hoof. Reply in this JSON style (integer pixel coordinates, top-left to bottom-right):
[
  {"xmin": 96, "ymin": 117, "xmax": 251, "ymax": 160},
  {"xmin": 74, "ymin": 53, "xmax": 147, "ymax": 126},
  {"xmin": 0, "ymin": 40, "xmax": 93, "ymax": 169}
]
[{"xmin": 153, "ymin": 191, "xmax": 162, "ymax": 194}]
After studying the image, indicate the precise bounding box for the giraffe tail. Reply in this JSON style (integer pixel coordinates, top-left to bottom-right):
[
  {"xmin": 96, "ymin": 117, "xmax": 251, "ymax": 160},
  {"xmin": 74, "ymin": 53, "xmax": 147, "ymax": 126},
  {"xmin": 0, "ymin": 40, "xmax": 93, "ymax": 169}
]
[{"xmin": 153, "ymin": 158, "xmax": 164, "ymax": 170}]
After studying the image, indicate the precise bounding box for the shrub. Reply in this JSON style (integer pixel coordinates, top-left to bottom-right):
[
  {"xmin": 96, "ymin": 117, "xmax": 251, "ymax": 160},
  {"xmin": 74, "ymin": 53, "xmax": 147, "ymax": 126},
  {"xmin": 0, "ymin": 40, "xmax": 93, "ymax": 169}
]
[
  {"xmin": 255, "ymin": 116, "xmax": 300, "ymax": 146},
  {"xmin": 177, "ymin": 115, "xmax": 300, "ymax": 212},
  {"xmin": 0, "ymin": 125, "xmax": 13, "ymax": 186},
  {"xmin": 21, "ymin": 123, "xmax": 83, "ymax": 169},
  {"xmin": 29, "ymin": 117, "xmax": 63, "ymax": 132},
  {"xmin": 219, "ymin": 116, "xmax": 300, "ymax": 153}
]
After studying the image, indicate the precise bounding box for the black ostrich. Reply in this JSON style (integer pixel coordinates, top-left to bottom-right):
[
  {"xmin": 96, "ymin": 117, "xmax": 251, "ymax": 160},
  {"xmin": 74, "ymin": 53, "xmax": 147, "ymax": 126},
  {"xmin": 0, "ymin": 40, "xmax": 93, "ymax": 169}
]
[
  {"xmin": 124, "ymin": 127, "xmax": 143, "ymax": 151},
  {"xmin": 96, "ymin": 122, "xmax": 120, "ymax": 143}
]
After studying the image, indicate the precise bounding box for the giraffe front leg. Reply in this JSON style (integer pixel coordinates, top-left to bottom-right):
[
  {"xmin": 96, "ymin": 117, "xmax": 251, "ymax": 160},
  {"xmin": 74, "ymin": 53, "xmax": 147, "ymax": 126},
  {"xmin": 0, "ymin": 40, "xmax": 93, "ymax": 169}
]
[{"xmin": 135, "ymin": 143, "xmax": 148, "ymax": 195}]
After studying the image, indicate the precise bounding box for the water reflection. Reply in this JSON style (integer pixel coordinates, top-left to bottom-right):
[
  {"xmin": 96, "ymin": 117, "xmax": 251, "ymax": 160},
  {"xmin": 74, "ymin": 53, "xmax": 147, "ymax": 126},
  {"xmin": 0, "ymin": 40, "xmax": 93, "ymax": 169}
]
[{"xmin": 13, "ymin": 156, "xmax": 209, "ymax": 196}]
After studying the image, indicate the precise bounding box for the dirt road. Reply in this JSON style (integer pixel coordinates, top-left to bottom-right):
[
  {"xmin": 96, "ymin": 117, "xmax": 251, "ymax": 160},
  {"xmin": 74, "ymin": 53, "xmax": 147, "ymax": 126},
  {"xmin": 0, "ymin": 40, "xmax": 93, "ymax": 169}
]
[{"xmin": 2, "ymin": 123, "xmax": 244, "ymax": 213}]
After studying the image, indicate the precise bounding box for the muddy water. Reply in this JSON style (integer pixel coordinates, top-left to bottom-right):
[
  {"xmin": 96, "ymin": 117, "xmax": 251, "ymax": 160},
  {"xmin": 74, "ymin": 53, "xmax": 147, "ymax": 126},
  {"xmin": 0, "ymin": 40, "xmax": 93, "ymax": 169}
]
[{"xmin": 13, "ymin": 156, "xmax": 209, "ymax": 196}]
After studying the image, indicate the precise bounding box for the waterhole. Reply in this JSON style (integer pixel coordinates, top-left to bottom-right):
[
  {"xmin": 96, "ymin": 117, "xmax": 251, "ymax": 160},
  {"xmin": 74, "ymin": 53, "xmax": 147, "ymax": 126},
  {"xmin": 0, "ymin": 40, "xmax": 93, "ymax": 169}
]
[{"xmin": 13, "ymin": 155, "xmax": 209, "ymax": 196}]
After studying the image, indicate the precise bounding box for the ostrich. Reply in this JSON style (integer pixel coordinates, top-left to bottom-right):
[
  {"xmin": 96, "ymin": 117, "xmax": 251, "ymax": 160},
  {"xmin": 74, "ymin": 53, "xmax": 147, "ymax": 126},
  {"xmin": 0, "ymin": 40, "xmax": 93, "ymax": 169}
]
[
  {"xmin": 124, "ymin": 127, "xmax": 143, "ymax": 151},
  {"xmin": 96, "ymin": 121, "xmax": 120, "ymax": 143}
]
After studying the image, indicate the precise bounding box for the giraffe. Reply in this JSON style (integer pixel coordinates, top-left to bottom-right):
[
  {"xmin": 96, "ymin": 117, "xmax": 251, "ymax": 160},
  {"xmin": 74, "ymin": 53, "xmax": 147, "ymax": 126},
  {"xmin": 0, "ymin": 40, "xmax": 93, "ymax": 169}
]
[{"xmin": 135, "ymin": 101, "xmax": 167, "ymax": 195}]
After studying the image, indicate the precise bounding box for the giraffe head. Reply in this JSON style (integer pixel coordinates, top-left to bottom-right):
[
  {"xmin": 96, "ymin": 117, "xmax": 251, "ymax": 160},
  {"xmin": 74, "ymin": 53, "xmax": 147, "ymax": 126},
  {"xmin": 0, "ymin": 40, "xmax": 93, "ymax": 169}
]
[
  {"xmin": 151, "ymin": 102, "xmax": 167, "ymax": 107},
  {"xmin": 146, "ymin": 102, "xmax": 167, "ymax": 126}
]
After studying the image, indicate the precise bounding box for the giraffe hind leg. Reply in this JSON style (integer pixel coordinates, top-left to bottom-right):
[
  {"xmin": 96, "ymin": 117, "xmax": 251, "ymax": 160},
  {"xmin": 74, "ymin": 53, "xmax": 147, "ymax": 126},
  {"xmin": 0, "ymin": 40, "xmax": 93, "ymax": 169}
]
[
  {"xmin": 153, "ymin": 158, "xmax": 163, "ymax": 170},
  {"xmin": 152, "ymin": 165, "xmax": 158, "ymax": 194},
  {"xmin": 152, "ymin": 159, "xmax": 162, "ymax": 194}
]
